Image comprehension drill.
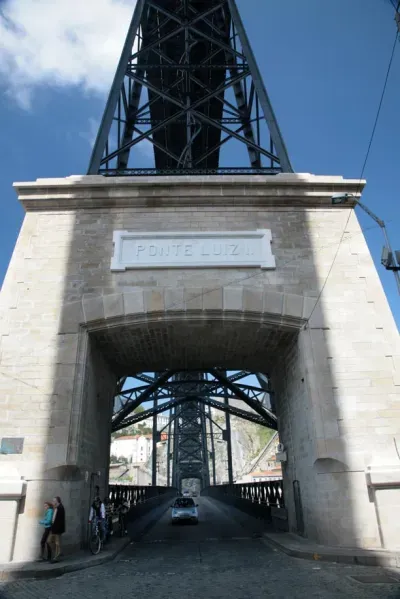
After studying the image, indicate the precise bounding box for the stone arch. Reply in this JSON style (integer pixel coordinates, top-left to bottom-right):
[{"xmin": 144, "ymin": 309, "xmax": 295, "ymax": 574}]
[{"xmin": 60, "ymin": 286, "xmax": 316, "ymax": 336}]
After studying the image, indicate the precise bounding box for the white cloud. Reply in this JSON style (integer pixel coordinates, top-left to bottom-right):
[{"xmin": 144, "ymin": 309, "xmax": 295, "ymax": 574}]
[
  {"xmin": 0, "ymin": 0, "xmax": 135, "ymax": 108},
  {"xmin": 79, "ymin": 118, "xmax": 100, "ymax": 148}
]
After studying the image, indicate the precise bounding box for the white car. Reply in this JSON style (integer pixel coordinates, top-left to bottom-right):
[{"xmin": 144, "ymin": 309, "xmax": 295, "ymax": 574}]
[
  {"xmin": 171, "ymin": 497, "xmax": 199, "ymax": 524},
  {"xmin": 183, "ymin": 490, "xmax": 190, "ymax": 497}
]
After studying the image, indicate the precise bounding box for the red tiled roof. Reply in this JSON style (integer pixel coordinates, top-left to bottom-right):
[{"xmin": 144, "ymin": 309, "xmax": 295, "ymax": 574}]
[
  {"xmin": 113, "ymin": 434, "xmax": 152, "ymax": 441},
  {"xmin": 250, "ymin": 468, "xmax": 282, "ymax": 477}
]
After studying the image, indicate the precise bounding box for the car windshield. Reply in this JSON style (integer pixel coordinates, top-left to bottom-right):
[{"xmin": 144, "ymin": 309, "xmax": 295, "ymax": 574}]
[{"xmin": 174, "ymin": 498, "xmax": 195, "ymax": 508}]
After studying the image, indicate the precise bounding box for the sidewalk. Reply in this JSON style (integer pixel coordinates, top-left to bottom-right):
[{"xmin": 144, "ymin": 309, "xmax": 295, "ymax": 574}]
[
  {"xmin": 263, "ymin": 531, "xmax": 400, "ymax": 569},
  {"xmin": 0, "ymin": 537, "xmax": 130, "ymax": 582},
  {"xmin": 0, "ymin": 495, "xmax": 172, "ymax": 582}
]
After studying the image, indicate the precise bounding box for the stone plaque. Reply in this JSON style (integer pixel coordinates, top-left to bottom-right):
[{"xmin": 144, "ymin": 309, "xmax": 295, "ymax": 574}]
[
  {"xmin": 1, "ymin": 437, "xmax": 24, "ymax": 455},
  {"xmin": 111, "ymin": 230, "xmax": 276, "ymax": 271}
]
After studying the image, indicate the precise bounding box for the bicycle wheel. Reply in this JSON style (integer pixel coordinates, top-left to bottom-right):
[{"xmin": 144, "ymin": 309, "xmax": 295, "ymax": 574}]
[{"xmin": 89, "ymin": 527, "xmax": 101, "ymax": 555}]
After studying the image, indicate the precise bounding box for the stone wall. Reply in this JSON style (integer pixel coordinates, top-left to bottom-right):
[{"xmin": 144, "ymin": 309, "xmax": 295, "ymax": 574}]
[{"xmin": 0, "ymin": 173, "xmax": 399, "ymax": 560}]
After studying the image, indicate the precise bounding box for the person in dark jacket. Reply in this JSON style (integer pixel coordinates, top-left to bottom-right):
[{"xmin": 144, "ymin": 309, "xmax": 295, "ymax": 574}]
[
  {"xmin": 38, "ymin": 501, "xmax": 53, "ymax": 561},
  {"xmin": 49, "ymin": 496, "xmax": 65, "ymax": 563}
]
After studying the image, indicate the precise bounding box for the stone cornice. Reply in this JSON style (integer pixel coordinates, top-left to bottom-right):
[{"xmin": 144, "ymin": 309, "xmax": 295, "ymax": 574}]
[{"xmin": 13, "ymin": 173, "xmax": 365, "ymax": 211}]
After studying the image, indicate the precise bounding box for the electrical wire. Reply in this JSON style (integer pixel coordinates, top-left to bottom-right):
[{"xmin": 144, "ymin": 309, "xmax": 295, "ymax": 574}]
[
  {"xmin": 160, "ymin": 217, "xmax": 394, "ymax": 313},
  {"xmin": 305, "ymin": 26, "xmax": 399, "ymax": 326},
  {"xmin": 0, "ymin": 220, "xmax": 395, "ymax": 393},
  {"xmin": 155, "ymin": 27, "xmax": 400, "ymax": 320},
  {"xmin": 2, "ymin": 21, "xmax": 399, "ymax": 394}
]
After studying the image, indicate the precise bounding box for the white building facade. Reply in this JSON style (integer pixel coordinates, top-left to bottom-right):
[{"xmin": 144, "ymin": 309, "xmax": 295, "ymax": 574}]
[
  {"xmin": 110, "ymin": 435, "xmax": 152, "ymax": 463},
  {"xmin": 139, "ymin": 414, "xmax": 170, "ymax": 430}
]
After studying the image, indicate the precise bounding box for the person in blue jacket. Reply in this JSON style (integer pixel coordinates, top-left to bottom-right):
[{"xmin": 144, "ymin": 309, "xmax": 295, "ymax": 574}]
[{"xmin": 38, "ymin": 501, "xmax": 53, "ymax": 561}]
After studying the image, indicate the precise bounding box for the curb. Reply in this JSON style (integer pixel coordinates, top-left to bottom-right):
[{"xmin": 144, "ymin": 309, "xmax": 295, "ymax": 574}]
[
  {"xmin": 0, "ymin": 495, "xmax": 174, "ymax": 582},
  {"xmin": 0, "ymin": 538, "xmax": 131, "ymax": 582},
  {"xmin": 262, "ymin": 533, "xmax": 400, "ymax": 569}
]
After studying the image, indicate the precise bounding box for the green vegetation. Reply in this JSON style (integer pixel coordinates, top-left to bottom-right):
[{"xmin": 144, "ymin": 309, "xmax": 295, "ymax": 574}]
[
  {"xmin": 256, "ymin": 426, "xmax": 275, "ymax": 448},
  {"xmin": 247, "ymin": 425, "xmax": 275, "ymax": 460}
]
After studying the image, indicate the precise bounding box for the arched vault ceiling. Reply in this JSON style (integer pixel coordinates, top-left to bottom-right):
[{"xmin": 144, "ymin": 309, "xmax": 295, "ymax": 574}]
[{"xmin": 91, "ymin": 319, "xmax": 296, "ymax": 375}]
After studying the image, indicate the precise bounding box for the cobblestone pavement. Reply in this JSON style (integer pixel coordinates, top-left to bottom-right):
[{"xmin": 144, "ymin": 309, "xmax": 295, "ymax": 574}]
[{"xmin": 1, "ymin": 498, "xmax": 400, "ymax": 599}]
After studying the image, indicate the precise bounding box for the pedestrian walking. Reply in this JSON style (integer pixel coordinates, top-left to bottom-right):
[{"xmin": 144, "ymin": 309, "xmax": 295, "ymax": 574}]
[
  {"xmin": 38, "ymin": 501, "xmax": 53, "ymax": 561},
  {"xmin": 49, "ymin": 496, "xmax": 65, "ymax": 563},
  {"xmin": 117, "ymin": 497, "xmax": 129, "ymax": 536}
]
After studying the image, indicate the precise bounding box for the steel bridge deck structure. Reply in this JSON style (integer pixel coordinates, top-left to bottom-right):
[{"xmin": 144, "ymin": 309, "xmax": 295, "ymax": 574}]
[
  {"xmin": 88, "ymin": 0, "xmax": 292, "ymax": 177},
  {"xmin": 92, "ymin": 0, "xmax": 291, "ymax": 489}
]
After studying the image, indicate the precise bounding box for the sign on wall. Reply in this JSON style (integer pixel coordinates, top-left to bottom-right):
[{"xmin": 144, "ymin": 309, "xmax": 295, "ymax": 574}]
[
  {"xmin": 111, "ymin": 230, "xmax": 276, "ymax": 271},
  {"xmin": 1, "ymin": 437, "xmax": 24, "ymax": 455}
]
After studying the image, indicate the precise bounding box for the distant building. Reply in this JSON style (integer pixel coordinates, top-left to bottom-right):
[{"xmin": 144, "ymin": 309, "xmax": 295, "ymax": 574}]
[
  {"xmin": 139, "ymin": 414, "xmax": 170, "ymax": 430},
  {"xmin": 236, "ymin": 457, "xmax": 282, "ymax": 483},
  {"xmin": 110, "ymin": 434, "xmax": 152, "ymax": 463},
  {"xmin": 248, "ymin": 466, "xmax": 282, "ymax": 482}
]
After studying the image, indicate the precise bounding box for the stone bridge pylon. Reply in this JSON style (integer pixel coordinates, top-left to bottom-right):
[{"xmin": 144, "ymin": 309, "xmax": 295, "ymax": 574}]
[{"xmin": 1, "ymin": 0, "xmax": 400, "ymax": 564}]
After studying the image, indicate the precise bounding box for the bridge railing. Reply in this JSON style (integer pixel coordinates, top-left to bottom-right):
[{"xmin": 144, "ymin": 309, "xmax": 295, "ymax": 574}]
[
  {"xmin": 108, "ymin": 484, "xmax": 178, "ymax": 528},
  {"xmin": 201, "ymin": 480, "xmax": 288, "ymax": 531},
  {"xmin": 109, "ymin": 484, "xmax": 173, "ymax": 506}
]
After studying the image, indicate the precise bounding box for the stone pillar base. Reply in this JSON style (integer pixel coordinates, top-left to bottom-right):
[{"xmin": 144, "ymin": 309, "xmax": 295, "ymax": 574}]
[{"xmin": 0, "ymin": 467, "xmax": 27, "ymax": 563}]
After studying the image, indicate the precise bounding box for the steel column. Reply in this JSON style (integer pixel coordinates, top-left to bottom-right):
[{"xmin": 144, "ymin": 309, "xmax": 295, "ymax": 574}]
[
  {"xmin": 224, "ymin": 384, "xmax": 234, "ymax": 485},
  {"xmin": 167, "ymin": 408, "xmax": 173, "ymax": 487},
  {"xmin": 88, "ymin": 0, "xmax": 292, "ymax": 176},
  {"xmin": 172, "ymin": 407, "xmax": 180, "ymax": 488},
  {"xmin": 200, "ymin": 403, "xmax": 210, "ymax": 488},
  {"xmin": 88, "ymin": 0, "xmax": 146, "ymax": 173},
  {"xmin": 152, "ymin": 393, "xmax": 158, "ymax": 486},
  {"xmin": 226, "ymin": 0, "xmax": 293, "ymax": 172},
  {"xmin": 208, "ymin": 406, "xmax": 217, "ymax": 486}
]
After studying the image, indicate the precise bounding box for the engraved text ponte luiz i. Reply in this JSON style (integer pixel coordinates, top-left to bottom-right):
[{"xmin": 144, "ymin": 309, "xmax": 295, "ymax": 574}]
[{"xmin": 111, "ymin": 230, "xmax": 276, "ymax": 271}]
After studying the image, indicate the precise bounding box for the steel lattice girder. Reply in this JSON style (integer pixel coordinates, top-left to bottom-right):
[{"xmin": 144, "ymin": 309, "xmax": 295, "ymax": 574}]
[
  {"xmin": 88, "ymin": 0, "xmax": 292, "ymax": 176},
  {"xmin": 171, "ymin": 373, "xmax": 210, "ymax": 486},
  {"xmin": 112, "ymin": 370, "xmax": 277, "ymax": 432},
  {"xmin": 113, "ymin": 393, "xmax": 275, "ymax": 432}
]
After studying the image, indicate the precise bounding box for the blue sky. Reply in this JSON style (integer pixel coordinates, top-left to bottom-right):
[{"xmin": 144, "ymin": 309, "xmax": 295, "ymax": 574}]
[{"xmin": 0, "ymin": 0, "xmax": 399, "ymax": 328}]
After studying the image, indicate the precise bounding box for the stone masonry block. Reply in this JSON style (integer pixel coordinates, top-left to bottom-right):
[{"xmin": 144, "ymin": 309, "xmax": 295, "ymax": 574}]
[
  {"xmin": 307, "ymin": 298, "xmax": 326, "ymax": 328},
  {"xmin": 103, "ymin": 293, "xmax": 124, "ymax": 320},
  {"xmin": 393, "ymin": 356, "xmax": 400, "ymax": 387},
  {"xmin": 123, "ymin": 290, "xmax": 144, "ymax": 315},
  {"xmin": 5, "ymin": 174, "xmax": 400, "ymax": 557},
  {"xmin": 83, "ymin": 296, "xmax": 104, "ymax": 323},
  {"xmin": 184, "ymin": 288, "xmax": 203, "ymax": 311},
  {"xmin": 202, "ymin": 287, "xmax": 223, "ymax": 311},
  {"xmin": 302, "ymin": 295, "xmax": 317, "ymax": 320},
  {"xmin": 144, "ymin": 289, "xmax": 165, "ymax": 313},
  {"xmin": 263, "ymin": 290, "xmax": 284, "ymax": 316},
  {"xmin": 165, "ymin": 287, "xmax": 185, "ymax": 311},
  {"xmin": 283, "ymin": 293, "xmax": 304, "ymax": 319},
  {"xmin": 223, "ymin": 287, "xmax": 243, "ymax": 312},
  {"xmin": 243, "ymin": 287, "xmax": 262, "ymax": 313}
]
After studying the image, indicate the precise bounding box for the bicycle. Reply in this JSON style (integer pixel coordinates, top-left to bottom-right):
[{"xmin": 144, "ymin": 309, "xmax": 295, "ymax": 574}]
[{"xmin": 89, "ymin": 518, "xmax": 105, "ymax": 555}]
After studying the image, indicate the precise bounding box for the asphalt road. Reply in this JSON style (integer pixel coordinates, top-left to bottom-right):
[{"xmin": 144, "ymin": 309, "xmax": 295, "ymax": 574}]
[
  {"xmin": 143, "ymin": 495, "xmax": 265, "ymax": 542},
  {"xmin": 2, "ymin": 497, "xmax": 400, "ymax": 599}
]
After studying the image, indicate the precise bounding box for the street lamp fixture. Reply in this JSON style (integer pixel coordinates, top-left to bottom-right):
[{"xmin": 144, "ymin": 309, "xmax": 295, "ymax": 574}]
[{"xmin": 331, "ymin": 193, "xmax": 400, "ymax": 294}]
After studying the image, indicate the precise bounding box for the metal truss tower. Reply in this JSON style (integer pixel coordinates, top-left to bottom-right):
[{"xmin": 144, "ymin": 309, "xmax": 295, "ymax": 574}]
[
  {"xmin": 88, "ymin": 0, "xmax": 292, "ymax": 176},
  {"xmin": 112, "ymin": 370, "xmax": 277, "ymax": 489},
  {"xmin": 171, "ymin": 373, "xmax": 210, "ymax": 489}
]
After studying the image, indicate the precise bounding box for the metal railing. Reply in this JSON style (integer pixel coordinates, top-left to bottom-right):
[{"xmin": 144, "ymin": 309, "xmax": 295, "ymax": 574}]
[
  {"xmin": 202, "ymin": 480, "xmax": 287, "ymax": 530},
  {"xmin": 203, "ymin": 480, "xmax": 284, "ymax": 507},
  {"xmin": 106, "ymin": 484, "xmax": 178, "ymax": 539},
  {"xmin": 108, "ymin": 484, "xmax": 173, "ymax": 507}
]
